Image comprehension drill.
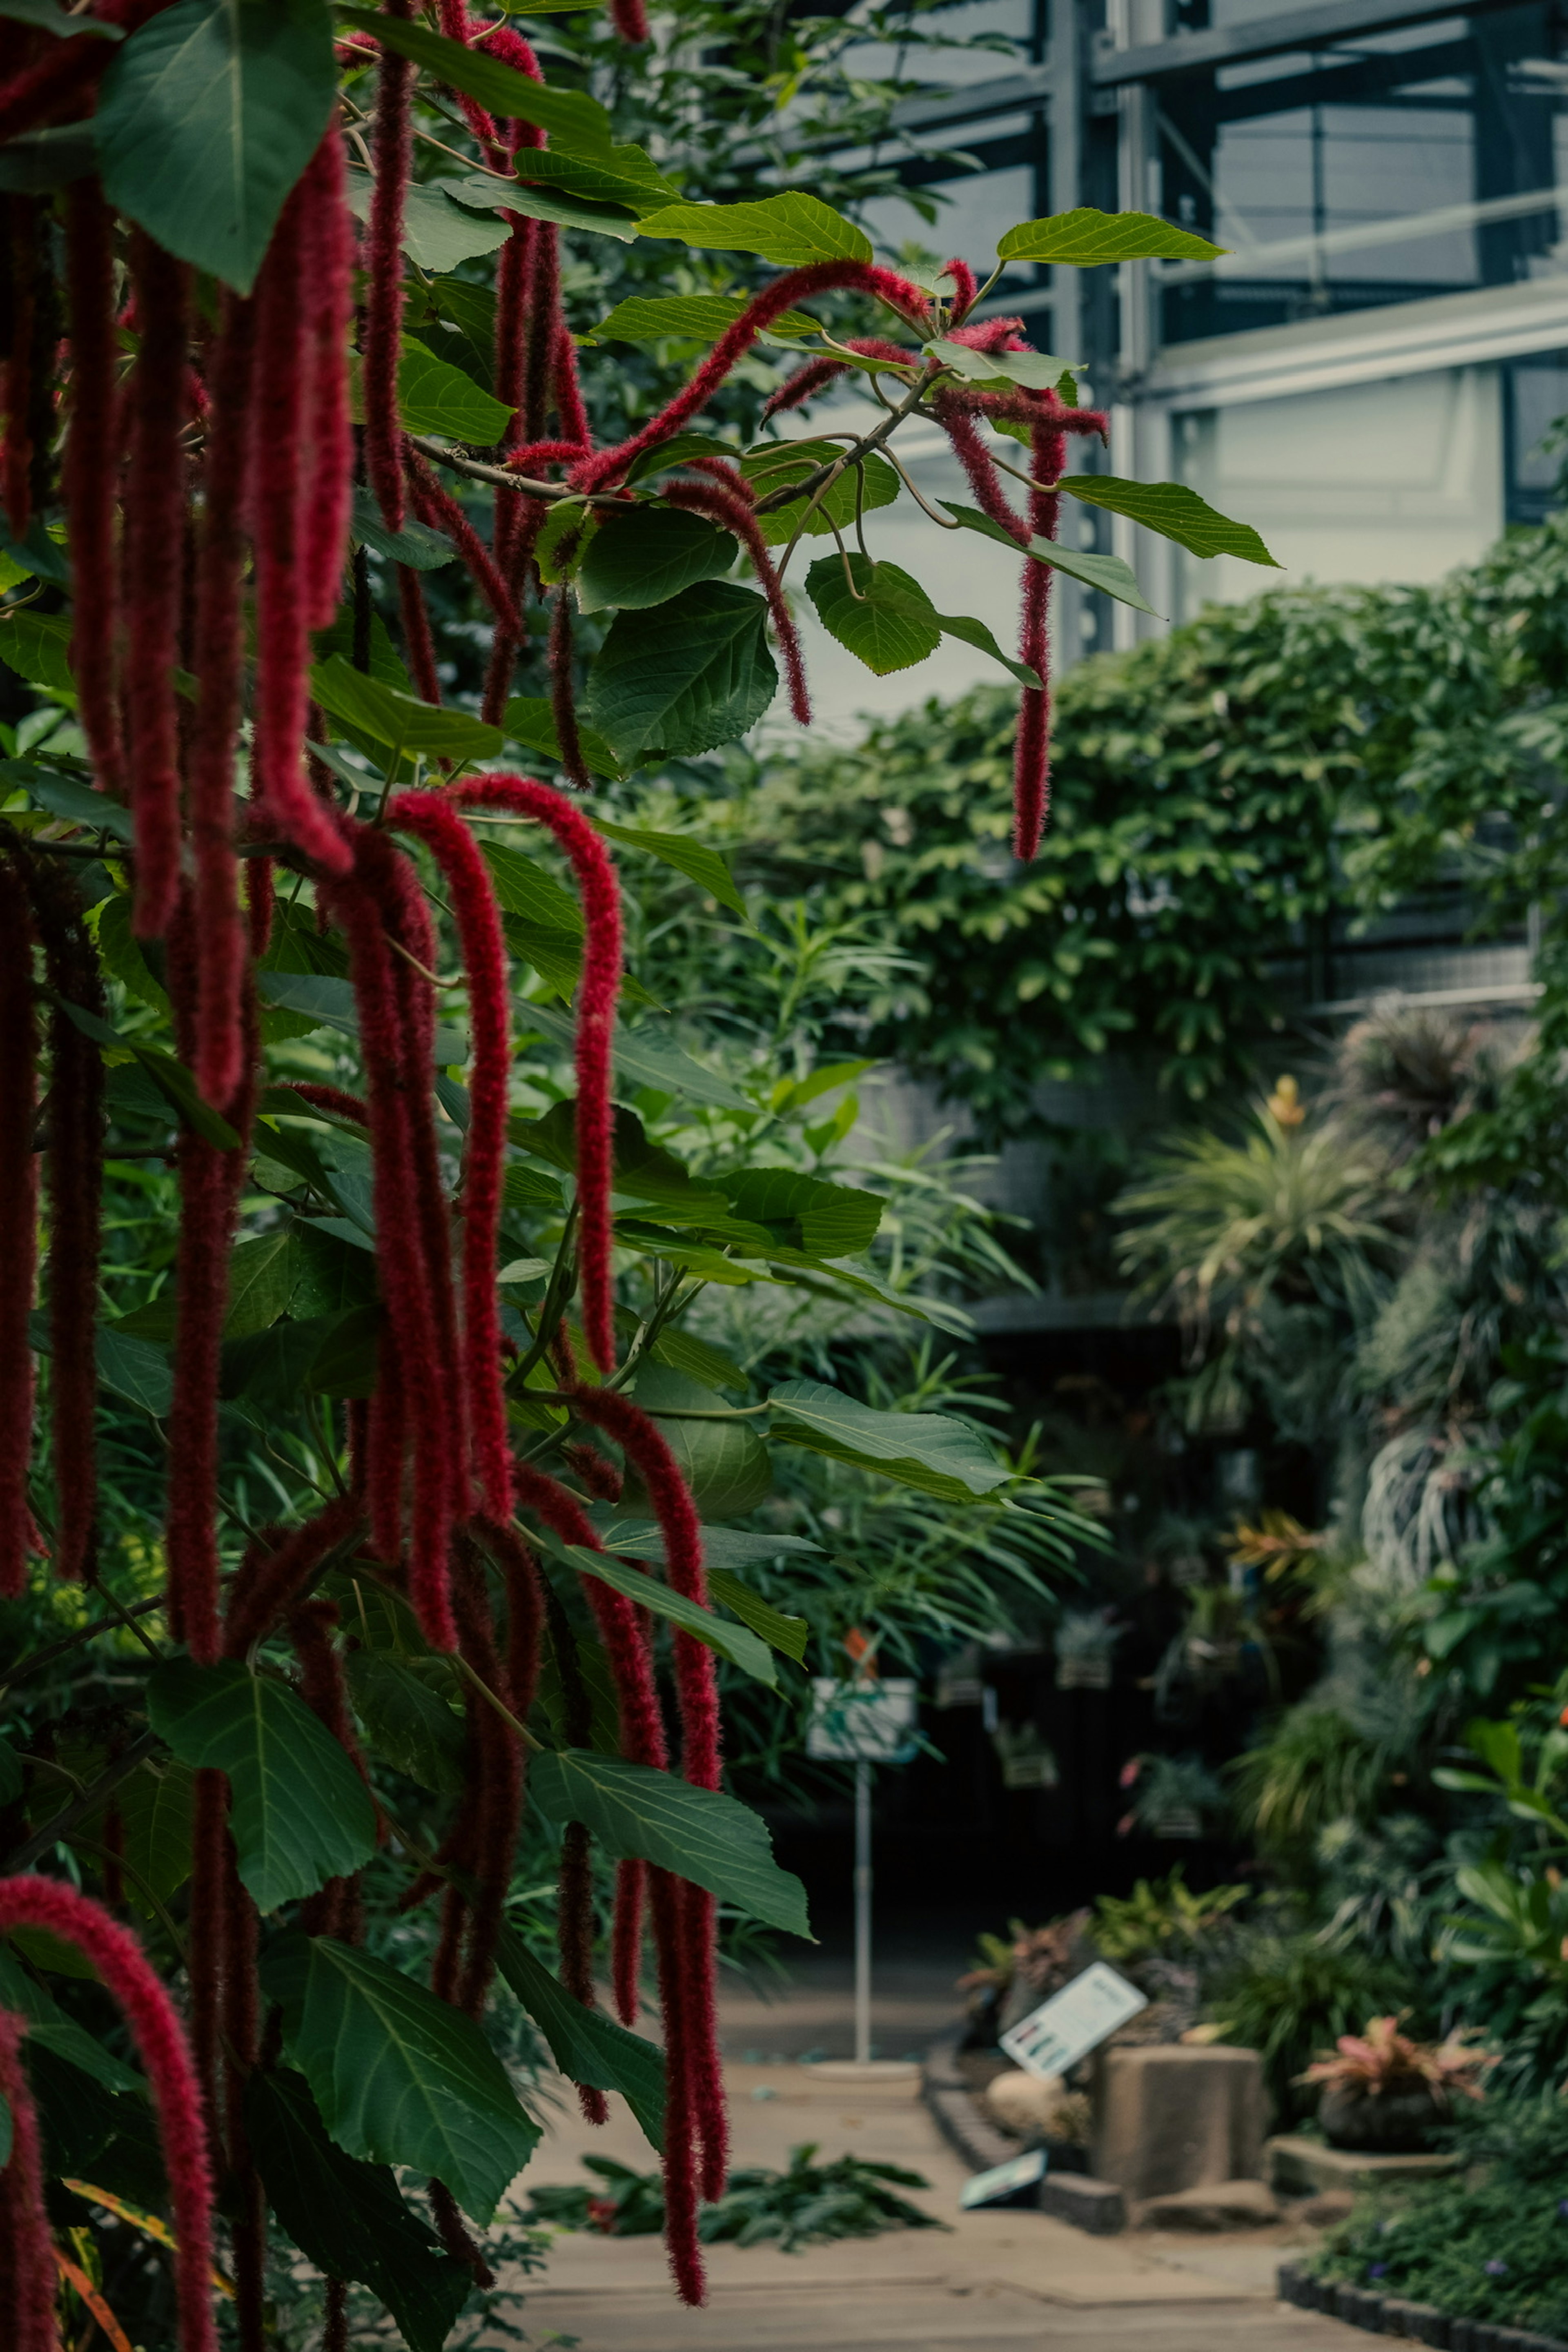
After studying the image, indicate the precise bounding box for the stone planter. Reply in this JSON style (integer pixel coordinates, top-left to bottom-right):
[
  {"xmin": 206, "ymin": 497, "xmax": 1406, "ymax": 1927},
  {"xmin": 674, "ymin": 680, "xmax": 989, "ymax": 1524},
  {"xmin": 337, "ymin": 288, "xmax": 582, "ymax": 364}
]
[{"xmin": 1319, "ymin": 2080, "xmax": 1445, "ymax": 2154}]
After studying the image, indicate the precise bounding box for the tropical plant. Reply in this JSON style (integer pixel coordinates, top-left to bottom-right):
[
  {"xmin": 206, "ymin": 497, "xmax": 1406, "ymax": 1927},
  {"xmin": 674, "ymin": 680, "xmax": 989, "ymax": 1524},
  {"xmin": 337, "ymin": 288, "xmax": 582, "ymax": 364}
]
[
  {"xmin": 1205, "ymin": 1931, "xmax": 1408, "ymax": 2123},
  {"xmin": 1232, "ymin": 1704, "xmax": 1402, "ymax": 1860},
  {"xmin": 1116, "ymin": 1752, "xmax": 1227, "ymax": 1839},
  {"xmin": 0, "ymin": 2, "xmax": 1277, "ymax": 2343},
  {"xmin": 1298, "ymin": 2015, "xmax": 1486, "ymax": 2106},
  {"xmin": 526, "ymin": 2143, "xmax": 940, "ymax": 2250},
  {"xmin": 1114, "ymin": 1096, "xmax": 1399, "ymax": 1441},
  {"xmin": 1090, "ymin": 1867, "xmax": 1250, "ymax": 1964}
]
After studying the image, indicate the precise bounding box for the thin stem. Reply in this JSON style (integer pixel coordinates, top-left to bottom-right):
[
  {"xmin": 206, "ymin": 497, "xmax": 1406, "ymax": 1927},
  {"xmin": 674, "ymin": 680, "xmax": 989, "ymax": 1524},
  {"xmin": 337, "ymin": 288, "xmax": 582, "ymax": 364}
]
[
  {"xmin": 451, "ymin": 1651, "xmax": 544, "ymax": 1753},
  {"xmin": 2, "ymin": 1731, "xmax": 161, "ymax": 1873},
  {"xmin": 0, "ymin": 1596, "xmax": 167, "ymax": 1693}
]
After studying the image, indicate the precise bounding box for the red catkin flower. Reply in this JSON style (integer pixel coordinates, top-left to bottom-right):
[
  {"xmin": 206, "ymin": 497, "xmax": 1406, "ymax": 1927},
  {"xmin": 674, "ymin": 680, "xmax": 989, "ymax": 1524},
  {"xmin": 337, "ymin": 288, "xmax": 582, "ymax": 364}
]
[
  {"xmin": 121, "ymin": 232, "xmax": 189, "ymax": 936},
  {"xmin": 285, "ymin": 1081, "xmax": 368, "ymax": 1127},
  {"xmin": 2, "ymin": 195, "xmax": 37, "ymax": 540},
  {"xmin": 0, "ymin": 860, "xmax": 36, "ymax": 1600},
  {"xmin": 449, "ymin": 775, "xmax": 621, "ymax": 1369},
  {"xmin": 298, "ymin": 126, "xmax": 356, "ymax": 634},
  {"xmin": 222, "ymin": 1499, "xmax": 363, "ymax": 1662},
  {"xmin": 404, "ymin": 445, "xmax": 522, "ymax": 638},
  {"xmin": 0, "ymin": 2011, "xmax": 54, "ymax": 2352},
  {"xmin": 397, "ymin": 562, "xmax": 443, "ymax": 706},
  {"xmin": 610, "ymin": 0, "xmax": 650, "ymax": 40},
  {"xmin": 611, "ymin": 1858, "xmax": 644, "ymax": 2026},
  {"xmin": 0, "ymin": 1878, "xmax": 218, "ymax": 2352},
  {"xmin": 1013, "ymin": 413, "xmax": 1066, "ymax": 862},
  {"xmin": 187, "ymin": 289, "xmax": 257, "ymax": 1109},
  {"xmin": 571, "ymin": 262, "xmax": 932, "ymax": 495},
  {"xmin": 943, "ymin": 256, "xmax": 979, "ymax": 321},
  {"xmin": 365, "ymin": 0, "xmax": 413, "ymax": 527},
  {"xmin": 62, "ymin": 180, "xmax": 124, "ymax": 800},
  {"xmin": 187, "ymin": 1765, "xmax": 227, "ymax": 2135},
  {"xmin": 25, "ymin": 857, "xmax": 105, "ymax": 1584},
  {"xmin": 385, "ymin": 789, "xmax": 512, "ymax": 1517},
  {"xmin": 648, "ymin": 1864, "xmax": 704, "ymax": 2303},
  {"xmin": 664, "ymin": 473, "xmax": 810, "ymax": 726},
  {"xmin": 250, "ymin": 174, "xmax": 353, "ymax": 877}
]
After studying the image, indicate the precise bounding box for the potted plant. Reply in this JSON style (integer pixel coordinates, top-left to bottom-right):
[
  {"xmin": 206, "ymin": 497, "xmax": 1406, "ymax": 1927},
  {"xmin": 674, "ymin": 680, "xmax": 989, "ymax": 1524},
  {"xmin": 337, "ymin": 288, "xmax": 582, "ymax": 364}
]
[
  {"xmin": 1056, "ymin": 1607, "xmax": 1120, "ymax": 1689},
  {"xmin": 1298, "ymin": 2016, "xmax": 1488, "ymax": 2152},
  {"xmin": 1117, "ymin": 1752, "xmax": 1227, "ymax": 1839}
]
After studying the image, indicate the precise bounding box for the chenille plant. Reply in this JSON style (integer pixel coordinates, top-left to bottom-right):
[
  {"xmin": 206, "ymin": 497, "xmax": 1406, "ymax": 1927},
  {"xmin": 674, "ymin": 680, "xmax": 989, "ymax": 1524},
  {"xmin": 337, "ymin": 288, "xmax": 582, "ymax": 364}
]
[{"xmin": 0, "ymin": 2, "xmax": 1271, "ymax": 2345}]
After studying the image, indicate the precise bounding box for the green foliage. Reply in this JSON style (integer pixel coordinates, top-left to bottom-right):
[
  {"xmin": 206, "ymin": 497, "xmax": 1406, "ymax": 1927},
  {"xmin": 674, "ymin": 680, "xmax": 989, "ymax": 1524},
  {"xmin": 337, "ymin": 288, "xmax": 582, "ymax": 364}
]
[
  {"xmin": 526, "ymin": 2144, "xmax": 939, "ymax": 2249},
  {"xmin": 1312, "ymin": 2096, "xmax": 1568, "ymax": 2338},
  {"xmin": 1233, "ymin": 1706, "xmax": 1399, "ymax": 1860},
  {"xmin": 1091, "ymin": 1868, "xmax": 1250, "ymax": 1964},
  {"xmin": 1207, "ymin": 1931, "xmax": 1407, "ymax": 2123}
]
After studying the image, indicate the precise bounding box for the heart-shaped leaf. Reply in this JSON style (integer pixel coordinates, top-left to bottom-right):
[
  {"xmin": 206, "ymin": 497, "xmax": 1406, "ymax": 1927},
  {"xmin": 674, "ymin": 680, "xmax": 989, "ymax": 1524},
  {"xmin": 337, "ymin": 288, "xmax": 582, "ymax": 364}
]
[
  {"xmin": 96, "ymin": 0, "xmax": 338, "ymax": 295},
  {"xmin": 637, "ymin": 192, "xmax": 871, "ymax": 266},
  {"xmin": 1056, "ymin": 474, "xmax": 1279, "ymax": 566},
  {"xmin": 767, "ymin": 1377, "xmax": 1011, "ymax": 1503},
  {"xmin": 998, "ymin": 207, "xmax": 1225, "ymax": 265},
  {"xmin": 585, "ymin": 581, "xmax": 777, "ymax": 762}
]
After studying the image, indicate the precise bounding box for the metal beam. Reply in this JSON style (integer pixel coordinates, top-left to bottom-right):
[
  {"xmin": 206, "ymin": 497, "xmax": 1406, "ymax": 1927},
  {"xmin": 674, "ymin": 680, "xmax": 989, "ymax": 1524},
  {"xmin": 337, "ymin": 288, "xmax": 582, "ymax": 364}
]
[{"xmin": 1092, "ymin": 0, "xmax": 1514, "ymax": 87}]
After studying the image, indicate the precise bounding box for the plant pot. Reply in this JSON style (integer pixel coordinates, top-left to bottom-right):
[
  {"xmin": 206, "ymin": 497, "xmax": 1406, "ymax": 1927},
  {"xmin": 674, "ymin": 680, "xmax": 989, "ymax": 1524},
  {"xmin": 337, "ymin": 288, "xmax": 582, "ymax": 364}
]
[
  {"xmin": 1318, "ymin": 2081, "xmax": 1444, "ymax": 2153},
  {"xmin": 1150, "ymin": 1809, "xmax": 1202, "ymax": 1839}
]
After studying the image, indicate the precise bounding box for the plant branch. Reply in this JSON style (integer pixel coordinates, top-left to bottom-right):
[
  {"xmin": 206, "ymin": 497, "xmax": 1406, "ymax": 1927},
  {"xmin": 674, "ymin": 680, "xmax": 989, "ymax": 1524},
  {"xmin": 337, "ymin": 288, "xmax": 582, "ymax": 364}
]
[{"xmin": 2, "ymin": 1732, "xmax": 160, "ymax": 1874}]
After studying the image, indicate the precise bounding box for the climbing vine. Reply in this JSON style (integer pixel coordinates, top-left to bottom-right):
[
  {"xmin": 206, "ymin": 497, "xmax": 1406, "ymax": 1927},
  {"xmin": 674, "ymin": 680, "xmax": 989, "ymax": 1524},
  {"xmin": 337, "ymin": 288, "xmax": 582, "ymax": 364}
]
[{"xmin": 0, "ymin": 0, "xmax": 1271, "ymax": 2344}]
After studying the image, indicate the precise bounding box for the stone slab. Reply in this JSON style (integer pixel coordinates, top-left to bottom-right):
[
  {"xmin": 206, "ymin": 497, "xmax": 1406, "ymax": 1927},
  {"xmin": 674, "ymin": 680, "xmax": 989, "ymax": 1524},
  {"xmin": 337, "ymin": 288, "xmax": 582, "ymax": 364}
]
[
  {"xmin": 1267, "ymin": 2136, "xmax": 1461, "ymax": 2197},
  {"xmin": 1093, "ymin": 2045, "xmax": 1267, "ymax": 2203},
  {"xmin": 1136, "ymin": 2179, "xmax": 1280, "ymax": 2231}
]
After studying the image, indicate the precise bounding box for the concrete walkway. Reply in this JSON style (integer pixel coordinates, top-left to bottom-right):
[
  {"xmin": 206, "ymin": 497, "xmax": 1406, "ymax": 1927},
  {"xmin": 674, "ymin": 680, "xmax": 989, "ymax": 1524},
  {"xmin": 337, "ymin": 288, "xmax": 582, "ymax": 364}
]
[{"xmin": 513, "ymin": 2060, "xmax": 1368, "ymax": 2352}]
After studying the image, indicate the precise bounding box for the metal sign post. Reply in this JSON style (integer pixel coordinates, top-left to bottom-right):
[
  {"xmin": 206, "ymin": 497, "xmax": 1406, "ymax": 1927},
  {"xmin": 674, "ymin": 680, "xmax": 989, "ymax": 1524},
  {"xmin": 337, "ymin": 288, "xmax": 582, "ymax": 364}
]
[{"xmin": 807, "ymin": 1678, "xmax": 920, "ymax": 2074}]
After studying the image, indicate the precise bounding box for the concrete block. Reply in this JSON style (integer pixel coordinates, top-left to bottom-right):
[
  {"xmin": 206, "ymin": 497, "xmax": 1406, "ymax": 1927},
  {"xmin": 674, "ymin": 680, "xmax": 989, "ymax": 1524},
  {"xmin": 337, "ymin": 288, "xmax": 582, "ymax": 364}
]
[
  {"xmin": 1267, "ymin": 2135, "xmax": 1461, "ymax": 2198},
  {"xmin": 1038, "ymin": 2172, "xmax": 1126, "ymax": 2234},
  {"xmin": 1399, "ymin": 2309, "xmax": 1450, "ymax": 2348},
  {"xmin": 1091, "ymin": 2044, "xmax": 1266, "ymax": 2202},
  {"xmin": 1137, "ymin": 2178, "xmax": 1280, "ymax": 2230}
]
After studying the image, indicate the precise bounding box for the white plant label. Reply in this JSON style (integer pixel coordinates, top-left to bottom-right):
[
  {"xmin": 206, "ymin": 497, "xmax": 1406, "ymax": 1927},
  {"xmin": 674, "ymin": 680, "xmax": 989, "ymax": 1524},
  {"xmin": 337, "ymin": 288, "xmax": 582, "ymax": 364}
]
[{"xmin": 999, "ymin": 1961, "xmax": 1148, "ymax": 2080}]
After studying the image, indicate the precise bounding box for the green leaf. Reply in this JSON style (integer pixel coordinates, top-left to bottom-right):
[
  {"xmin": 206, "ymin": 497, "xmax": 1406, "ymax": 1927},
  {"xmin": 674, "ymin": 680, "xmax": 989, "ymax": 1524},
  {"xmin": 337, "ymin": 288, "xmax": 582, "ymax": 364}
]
[
  {"xmin": 0, "ymin": 608, "xmax": 75, "ymax": 699},
  {"xmin": 719, "ymin": 1167, "xmax": 882, "ymax": 1257},
  {"xmin": 397, "ymin": 339, "xmax": 513, "ymax": 444},
  {"xmin": 0, "ymin": 1947, "xmax": 145, "ymax": 2097},
  {"xmin": 767, "ymin": 1378, "xmax": 1010, "ymax": 1503},
  {"xmin": 486, "ymin": 180, "xmax": 640, "ymax": 240},
  {"xmin": 223, "ymin": 1229, "xmax": 298, "ymax": 1340},
  {"xmin": 1057, "ymin": 474, "xmax": 1280, "ymax": 566},
  {"xmin": 628, "ymin": 1362, "xmax": 772, "ymax": 1520},
  {"xmin": 259, "ymin": 1933, "xmax": 540, "ymax": 2223},
  {"xmin": 593, "ymin": 294, "xmax": 818, "ymax": 343},
  {"xmin": 938, "ymin": 500, "xmax": 1158, "ymax": 615},
  {"xmin": 998, "ymin": 207, "xmax": 1225, "ymax": 265},
  {"xmin": 585, "ymin": 581, "xmax": 777, "ymax": 764},
  {"xmin": 246, "ymin": 2071, "xmax": 473, "ymax": 2352},
  {"xmin": 805, "ymin": 555, "xmax": 940, "ymax": 677},
  {"xmin": 927, "ymin": 336, "xmax": 1071, "ymax": 393},
  {"xmin": 0, "ymin": 0, "xmax": 120, "ymax": 38},
  {"xmin": 492, "ymin": 1927, "xmax": 664, "ymax": 2151},
  {"xmin": 502, "ymin": 694, "xmax": 624, "ymax": 780},
  {"xmin": 95, "ymin": 892, "xmax": 171, "ymax": 1014},
  {"xmin": 343, "ymin": 174, "xmax": 511, "ymax": 274},
  {"xmin": 94, "ymin": 1323, "xmax": 173, "ymax": 1417},
  {"xmin": 592, "ymin": 819, "xmax": 745, "ymax": 918},
  {"xmin": 338, "ymin": 8, "xmax": 613, "ymax": 149},
  {"xmin": 24, "ymin": 769, "xmax": 134, "ymax": 840},
  {"xmin": 740, "ymin": 442, "xmax": 901, "ymax": 549},
  {"xmin": 931, "ymin": 608, "xmax": 1047, "ymax": 688},
  {"xmin": 638, "ymin": 192, "xmax": 870, "ymax": 265},
  {"xmin": 521, "ymin": 1000, "xmax": 749, "ymax": 1111},
  {"xmin": 346, "ymin": 1650, "xmax": 467, "ymax": 1796},
  {"xmin": 350, "ymin": 487, "xmax": 454, "ymax": 572},
  {"xmin": 95, "ymin": 0, "xmax": 337, "ymax": 296},
  {"xmin": 310, "ymin": 656, "xmax": 504, "ymax": 761},
  {"xmin": 447, "ymin": 140, "xmax": 673, "ymax": 217},
  {"xmin": 575, "ymin": 509, "xmax": 734, "ymax": 615},
  {"xmin": 147, "ymin": 1660, "xmax": 378, "ymax": 1914},
  {"xmin": 112, "ymin": 1760, "xmax": 198, "ymax": 1919},
  {"xmin": 555, "ymin": 1543, "xmax": 777, "ymax": 1684},
  {"xmin": 529, "ymin": 1752, "xmax": 811, "ymax": 1937},
  {"xmin": 0, "ymin": 121, "xmax": 98, "ymax": 191},
  {"xmin": 705, "ymin": 1570, "xmax": 808, "ymax": 1667},
  {"xmin": 624, "ymin": 431, "xmax": 737, "ymax": 487},
  {"xmin": 423, "ymin": 278, "xmax": 497, "ymax": 393}
]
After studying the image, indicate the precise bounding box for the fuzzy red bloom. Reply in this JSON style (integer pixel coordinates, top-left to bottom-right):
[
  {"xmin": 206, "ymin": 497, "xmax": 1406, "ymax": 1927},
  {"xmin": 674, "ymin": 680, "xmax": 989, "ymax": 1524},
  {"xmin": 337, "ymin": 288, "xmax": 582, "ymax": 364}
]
[
  {"xmin": 470, "ymin": 1513, "xmax": 546, "ymax": 1718},
  {"xmin": 552, "ymin": 320, "xmax": 590, "ymax": 449},
  {"xmin": 251, "ymin": 178, "xmax": 353, "ymax": 876},
  {"xmin": 664, "ymin": 473, "xmax": 810, "ymax": 725},
  {"xmin": 397, "ymin": 563, "xmax": 443, "ymax": 707},
  {"xmin": 246, "ymin": 856, "xmax": 274, "ymax": 958},
  {"xmin": 365, "ymin": 1, "xmax": 412, "ymax": 526},
  {"xmin": 930, "ymin": 394, "xmax": 1025, "ymax": 544},
  {"xmin": 508, "ymin": 1464, "xmax": 666, "ymax": 1772},
  {"xmin": 522, "ymin": 218, "xmax": 561, "ymax": 446},
  {"xmin": 0, "ymin": 1877, "xmax": 218, "ymax": 2352},
  {"xmin": 610, "ymin": 0, "xmax": 650, "ymax": 40},
  {"xmin": 648, "ymin": 1866, "xmax": 704, "ymax": 2303},
  {"xmin": 25, "ymin": 857, "xmax": 105, "ymax": 1584},
  {"xmin": 188, "ymin": 1765, "xmax": 227, "ymax": 2136},
  {"xmin": 121, "ymin": 232, "xmax": 189, "ymax": 936},
  {"xmin": 612, "ymin": 1858, "xmax": 644, "ymax": 2026},
  {"xmin": 404, "ymin": 445, "xmax": 522, "ymax": 638},
  {"xmin": 298, "ymin": 126, "xmax": 356, "ymax": 633},
  {"xmin": 285, "ymin": 1081, "xmax": 368, "ymax": 1127},
  {"xmin": 222, "ymin": 1496, "xmax": 363, "ymax": 1658},
  {"xmin": 164, "ymin": 908, "xmax": 257, "ymax": 1662},
  {"xmin": 0, "ymin": 861, "xmax": 36, "ymax": 1600},
  {"xmin": 322, "ymin": 827, "xmax": 462, "ymax": 1648},
  {"xmin": 0, "ymin": 2010, "xmax": 55, "ymax": 2352},
  {"xmin": 2, "ymin": 195, "xmax": 37, "ymax": 540},
  {"xmin": 449, "ymin": 775, "xmax": 621, "ymax": 1369},
  {"xmin": 62, "ymin": 181, "xmax": 123, "ymax": 800},
  {"xmin": 386, "ymin": 789, "xmax": 512, "ymax": 1517},
  {"xmin": 572, "ymin": 262, "xmax": 932, "ymax": 494},
  {"xmin": 1013, "ymin": 415, "xmax": 1065, "ymax": 862},
  {"xmin": 187, "ymin": 289, "xmax": 257, "ymax": 1109},
  {"xmin": 943, "ymin": 257, "xmax": 979, "ymax": 321}
]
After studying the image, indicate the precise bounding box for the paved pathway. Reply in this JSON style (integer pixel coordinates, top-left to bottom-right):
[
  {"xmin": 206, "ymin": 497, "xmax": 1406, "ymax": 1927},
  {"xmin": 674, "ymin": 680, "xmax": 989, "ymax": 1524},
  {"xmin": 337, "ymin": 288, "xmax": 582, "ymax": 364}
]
[{"xmin": 509, "ymin": 2060, "xmax": 1367, "ymax": 2352}]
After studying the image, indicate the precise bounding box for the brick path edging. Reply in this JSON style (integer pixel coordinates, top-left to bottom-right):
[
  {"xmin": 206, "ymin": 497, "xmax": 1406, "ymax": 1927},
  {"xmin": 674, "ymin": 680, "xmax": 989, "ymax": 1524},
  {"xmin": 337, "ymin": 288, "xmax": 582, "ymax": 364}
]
[{"xmin": 1278, "ymin": 2260, "xmax": 1568, "ymax": 2351}]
